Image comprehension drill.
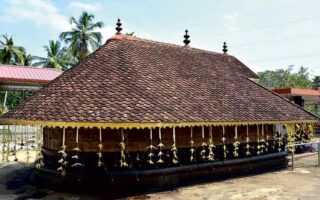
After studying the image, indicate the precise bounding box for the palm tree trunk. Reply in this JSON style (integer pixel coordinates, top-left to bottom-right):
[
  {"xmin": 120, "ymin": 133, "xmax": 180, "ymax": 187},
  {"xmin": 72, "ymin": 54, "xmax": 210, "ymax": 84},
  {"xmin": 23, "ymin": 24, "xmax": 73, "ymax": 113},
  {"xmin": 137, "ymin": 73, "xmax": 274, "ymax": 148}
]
[{"xmin": 3, "ymin": 91, "xmax": 8, "ymax": 107}]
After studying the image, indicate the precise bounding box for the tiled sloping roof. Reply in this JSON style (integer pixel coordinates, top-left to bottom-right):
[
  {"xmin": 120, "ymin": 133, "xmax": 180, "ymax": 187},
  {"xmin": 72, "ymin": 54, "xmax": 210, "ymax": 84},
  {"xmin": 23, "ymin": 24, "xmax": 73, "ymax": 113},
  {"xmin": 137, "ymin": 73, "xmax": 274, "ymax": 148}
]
[
  {"xmin": 2, "ymin": 35, "xmax": 318, "ymax": 122},
  {"xmin": 0, "ymin": 65, "xmax": 62, "ymax": 84}
]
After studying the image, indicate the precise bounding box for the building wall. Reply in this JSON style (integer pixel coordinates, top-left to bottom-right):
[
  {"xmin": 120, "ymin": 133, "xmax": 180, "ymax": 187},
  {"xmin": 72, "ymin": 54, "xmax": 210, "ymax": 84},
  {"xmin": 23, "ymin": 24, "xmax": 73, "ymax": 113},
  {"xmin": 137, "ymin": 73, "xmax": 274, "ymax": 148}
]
[{"xmin": 43, "ymin": 125, "xmax": 275, "ymax": 152}]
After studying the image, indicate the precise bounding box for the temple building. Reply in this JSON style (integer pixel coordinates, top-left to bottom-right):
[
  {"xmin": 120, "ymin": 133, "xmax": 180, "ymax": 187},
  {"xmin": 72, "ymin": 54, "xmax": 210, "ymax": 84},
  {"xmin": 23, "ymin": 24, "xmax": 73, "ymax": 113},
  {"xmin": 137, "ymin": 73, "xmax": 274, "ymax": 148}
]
[{"xmin": 0, "ymin": 20, "xmax": 318, "ymax": 191}]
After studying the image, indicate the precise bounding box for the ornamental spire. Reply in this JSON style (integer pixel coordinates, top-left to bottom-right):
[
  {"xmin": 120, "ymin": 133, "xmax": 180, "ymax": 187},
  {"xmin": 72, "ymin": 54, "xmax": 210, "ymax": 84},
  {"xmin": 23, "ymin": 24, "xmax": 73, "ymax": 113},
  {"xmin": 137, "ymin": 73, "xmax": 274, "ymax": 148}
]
[
  {"xmin": 115, "ymin": 19, "xmax": 122, "ymax": 34},
  {"xmin": 223, "ymin": 42, "xmax": 228, "ymax": 54},
  {"xmin": 183, "ymin": 29, "xmax": 190, "ymax": 46}
]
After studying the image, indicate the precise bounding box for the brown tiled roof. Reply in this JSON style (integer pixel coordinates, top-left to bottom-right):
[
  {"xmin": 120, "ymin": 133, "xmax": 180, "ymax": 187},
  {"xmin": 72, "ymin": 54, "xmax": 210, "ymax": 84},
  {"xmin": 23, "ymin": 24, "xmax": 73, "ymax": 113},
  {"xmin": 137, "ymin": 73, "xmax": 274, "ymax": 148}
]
[{"xmin": 2, "ymin": 35, "xmax": 318, "ymax": 123}]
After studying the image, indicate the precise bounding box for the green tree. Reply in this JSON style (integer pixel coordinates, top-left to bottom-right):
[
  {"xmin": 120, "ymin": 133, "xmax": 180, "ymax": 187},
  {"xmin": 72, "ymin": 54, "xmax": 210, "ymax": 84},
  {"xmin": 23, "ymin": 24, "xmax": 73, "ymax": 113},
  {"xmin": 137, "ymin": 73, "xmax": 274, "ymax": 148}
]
[
  {"xmin": 258, "ymin": 66, "xmax": 312, "ymax": 89},
  {"xmin": 0, "ymin": 34, "xmax": 25, "ymax": 65},
  {"xmin": 312, "ymin": 76, "xmax": 320, "ymax": 89},
  {"xmin": 33, "ymin": 40, "xmax": 75, "ymax": 71},
  {"xmin": 0, "ymin": 91, "xmax": 23, "ymax": 110},
  {"xmin": 60, "ymin": 11, "xmax": 104, "ymax": 60},
  {"xmin": 293, "ymin": 66, "xmax": 312, "ymax": 88},
  {"xmin": 20, "ymin": 51, "xmax": 35, "ymax": 66}
]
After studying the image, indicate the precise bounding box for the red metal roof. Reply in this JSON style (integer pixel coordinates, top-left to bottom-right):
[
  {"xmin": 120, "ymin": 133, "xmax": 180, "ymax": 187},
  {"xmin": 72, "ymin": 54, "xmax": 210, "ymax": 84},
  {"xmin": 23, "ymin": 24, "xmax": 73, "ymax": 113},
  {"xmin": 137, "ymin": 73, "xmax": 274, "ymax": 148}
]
[
  {"xmin": 273, "ymin": 88, "xmax": 320, "ymax": 96},
  {"xmin": 0, "ymin": 64, "xmax": 62, "ymax": 84}
]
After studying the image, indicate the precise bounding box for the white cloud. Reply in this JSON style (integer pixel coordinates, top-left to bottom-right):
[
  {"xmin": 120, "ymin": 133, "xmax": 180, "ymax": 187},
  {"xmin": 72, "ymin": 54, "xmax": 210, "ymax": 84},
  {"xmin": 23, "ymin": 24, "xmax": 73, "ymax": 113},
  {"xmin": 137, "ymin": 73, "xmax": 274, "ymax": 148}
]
[
  {"xmin": 68, "ymin": 1, "xmax": 102, "ymax": 12},
  {"xmin": 2, "ymin": 0, "xmax": 71, "ymax": 33},
  {"xmin": 100, "ymin": 26, "xmax": 115, "ymax": 42},
  {"xmin": 1, "ymin": 0, "xmax": 153, "ymax": 46}
]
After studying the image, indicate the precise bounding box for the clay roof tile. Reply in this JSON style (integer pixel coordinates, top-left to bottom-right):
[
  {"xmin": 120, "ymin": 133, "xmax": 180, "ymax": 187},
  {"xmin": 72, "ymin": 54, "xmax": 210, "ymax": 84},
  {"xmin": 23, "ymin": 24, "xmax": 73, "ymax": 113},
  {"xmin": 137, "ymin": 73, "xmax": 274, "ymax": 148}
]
[{"xmin": 2, "ymin": 35, "xmax": 318, "ymax": 123}]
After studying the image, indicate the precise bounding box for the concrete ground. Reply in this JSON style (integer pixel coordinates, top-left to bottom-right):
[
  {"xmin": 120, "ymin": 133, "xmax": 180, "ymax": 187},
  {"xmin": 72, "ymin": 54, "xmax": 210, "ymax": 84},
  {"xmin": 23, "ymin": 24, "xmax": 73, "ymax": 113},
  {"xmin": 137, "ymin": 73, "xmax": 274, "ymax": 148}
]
[{"xmin": 0, "ymin": 153, "xmax": 319, "ymax": 200}]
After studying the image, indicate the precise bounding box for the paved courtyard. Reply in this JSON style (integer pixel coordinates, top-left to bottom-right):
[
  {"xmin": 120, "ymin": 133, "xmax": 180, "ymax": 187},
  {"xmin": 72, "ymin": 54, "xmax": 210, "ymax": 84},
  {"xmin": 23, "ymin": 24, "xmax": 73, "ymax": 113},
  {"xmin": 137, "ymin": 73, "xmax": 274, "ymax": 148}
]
[{"xmin": 0, "ymin": 153, "xmax": 319, "ymax": 200}]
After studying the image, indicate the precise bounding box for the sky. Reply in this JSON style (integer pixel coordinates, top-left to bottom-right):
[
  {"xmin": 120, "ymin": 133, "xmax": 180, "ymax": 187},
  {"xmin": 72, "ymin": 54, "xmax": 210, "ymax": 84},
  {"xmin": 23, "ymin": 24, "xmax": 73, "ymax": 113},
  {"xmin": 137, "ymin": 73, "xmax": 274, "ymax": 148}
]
[{"xmin": 0, "ymin": 0, "xmax": 319, "ymax": 76}]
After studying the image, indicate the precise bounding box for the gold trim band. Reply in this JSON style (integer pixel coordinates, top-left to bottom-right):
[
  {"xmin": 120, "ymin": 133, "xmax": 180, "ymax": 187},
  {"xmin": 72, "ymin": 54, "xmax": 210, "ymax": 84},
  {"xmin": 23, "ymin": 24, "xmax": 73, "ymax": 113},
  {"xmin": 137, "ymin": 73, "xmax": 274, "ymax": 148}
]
[{"xmin": 0, "ymin": 118, "xmax": 317, "ymax": 129}]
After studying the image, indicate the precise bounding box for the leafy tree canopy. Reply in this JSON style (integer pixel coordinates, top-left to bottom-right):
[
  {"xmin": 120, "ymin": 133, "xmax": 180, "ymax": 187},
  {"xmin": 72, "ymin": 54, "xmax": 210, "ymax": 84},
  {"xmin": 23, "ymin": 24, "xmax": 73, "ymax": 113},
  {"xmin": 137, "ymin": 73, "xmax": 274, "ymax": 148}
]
[
  {"xmin": 60, "ymin": 11, "xmax": 104, "ymax": 60},
  {"xmin": 257, "ymin": 65, "xmax": 313, "ymax": 89},
  {"xmin": 0, "ymin": 34, "xmax": 25, "ymax": 65},
  {"xmin": 312, "ymin": 76, "xmax": 320, "ymax": 89},
  {"xmin": 33, "ymin": 40, "xmax": 76, "ymax": 71}
]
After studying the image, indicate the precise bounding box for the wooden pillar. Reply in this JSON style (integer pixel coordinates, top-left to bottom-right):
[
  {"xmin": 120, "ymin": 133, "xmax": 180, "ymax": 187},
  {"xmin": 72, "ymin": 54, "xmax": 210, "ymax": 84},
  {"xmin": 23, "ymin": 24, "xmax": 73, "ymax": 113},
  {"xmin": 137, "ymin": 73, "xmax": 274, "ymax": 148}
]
[
  {"xmin": 147, "ymin": 128, "xmax": 155, "ymax": 165},
  {"xmin": 35, "ymin": 126, "xmax": 44, "ymax": 168},
  {"xmin": 245, "ymin": 125, "xmax": 251, "ymax": 156},
  {"xmin": 13, "ymin": 125, "xmax": 18, "ymax": 161},
  {"xmin": 71, "ymin": 127, "xmax": 83, "ymax": 168},
  {"xmin": 58, "ymin": 127, "xmax": 67, "ymax": 176},
  {"xmin": 233, "ymin": 125, "xmax": 240, "ymax": 158},
  {"xmin": 4, "ymin": 124, "xmax": 10, "ymax": 162},
  {"xmin": 171, "ymin": 127, "xmax": 178, "ymax": 165},
  {"xmin": 2, "ymin": 124, "xmax": 5, "ymax": 162},
  {"xmin": 200, "ymin": 126, "xmax": 207, "ymax": 160},
  {"xmin": 208, "ymin": 126, "xmax": 215, "ymax": 161},
  {"xmin": 157, "ymin": 128, "xmax": 164, "ymax": 164},
  {"xmin": 119, "ymin": 128, "xmax": 128, "ymax": 167},
  {"xmin": 190, "ymin": 127, "xmax": 195, "ymax": 162},
  {"xmin": 25, "ymin": 125, "xmax": 30, "ymax": 163},
  {"xmin": 222, "ymin": 126, "xmax": 227, "ymax": 160}
]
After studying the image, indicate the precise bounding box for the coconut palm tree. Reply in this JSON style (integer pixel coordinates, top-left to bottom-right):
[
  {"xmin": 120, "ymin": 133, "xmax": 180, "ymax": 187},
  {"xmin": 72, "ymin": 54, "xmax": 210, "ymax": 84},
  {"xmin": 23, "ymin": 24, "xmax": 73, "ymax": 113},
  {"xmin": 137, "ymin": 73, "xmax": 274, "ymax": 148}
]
[
  {"xmin": 20, "ymin": 53, "xmax": 34, "ymax": 66},
  {"xmin": 0, "ymin": 34, "xmax": 25, "ymax": 65},
  {"xmin": 33, "ymin": 40, "xmax": 75, "ymax": 71},
  {"xmin": 18, "ymin": 49, "xmax": 37, "ymax": 66},
  {"xmin": 59, "ymin": 11, "xmax": 104, "ymax": 60}
]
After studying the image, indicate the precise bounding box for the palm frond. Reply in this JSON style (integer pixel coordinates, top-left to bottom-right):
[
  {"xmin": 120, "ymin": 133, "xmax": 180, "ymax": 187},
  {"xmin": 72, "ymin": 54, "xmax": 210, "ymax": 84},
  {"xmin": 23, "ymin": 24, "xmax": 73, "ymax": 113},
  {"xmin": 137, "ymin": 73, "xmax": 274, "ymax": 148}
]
[
  {"xmin": 88, "ymin": 21, "xmax": 104, "ymax": 31},
  {"xmin": 59, "ymin": 12, "xmax": 103, "ymax": 60}
]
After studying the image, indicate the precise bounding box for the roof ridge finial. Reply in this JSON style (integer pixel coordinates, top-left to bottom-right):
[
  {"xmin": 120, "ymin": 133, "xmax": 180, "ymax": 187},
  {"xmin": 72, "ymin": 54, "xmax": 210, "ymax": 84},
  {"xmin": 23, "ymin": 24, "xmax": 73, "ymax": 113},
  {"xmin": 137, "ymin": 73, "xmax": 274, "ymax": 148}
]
[
  {"xmin": 116, "ymin": 18, "xmax": 122, "ymax": 34},
  {"xmin": 183, "ymin": 29, "xmax": 190, "ymax": 46},
  {"xmin": 223, "ymin": 42, "xmax": 228, "ymax": 54}
]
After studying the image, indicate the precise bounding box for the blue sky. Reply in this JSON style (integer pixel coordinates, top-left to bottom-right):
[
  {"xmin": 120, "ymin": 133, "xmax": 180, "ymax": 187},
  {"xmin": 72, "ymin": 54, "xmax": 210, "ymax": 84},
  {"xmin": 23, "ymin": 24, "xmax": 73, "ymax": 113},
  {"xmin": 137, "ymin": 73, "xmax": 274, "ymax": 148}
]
[{"xmin": 0, "ymin": 0, "xmax": 319, "ymax": 75}]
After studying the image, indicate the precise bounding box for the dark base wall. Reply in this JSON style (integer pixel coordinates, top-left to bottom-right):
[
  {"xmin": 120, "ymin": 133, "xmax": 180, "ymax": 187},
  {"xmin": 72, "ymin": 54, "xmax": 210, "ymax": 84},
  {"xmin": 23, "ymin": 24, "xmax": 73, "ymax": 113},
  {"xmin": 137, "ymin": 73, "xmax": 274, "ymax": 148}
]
[{"xmin": 34, "ymin": 150, "xmax": 288, "ymax": 194}]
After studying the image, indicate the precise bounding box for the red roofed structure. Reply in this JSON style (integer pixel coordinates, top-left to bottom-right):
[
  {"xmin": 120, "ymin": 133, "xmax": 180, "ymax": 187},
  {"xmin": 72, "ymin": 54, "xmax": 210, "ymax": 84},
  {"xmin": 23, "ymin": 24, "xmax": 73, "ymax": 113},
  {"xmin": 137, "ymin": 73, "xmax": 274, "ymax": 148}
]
[
  {"xmin": 0, "ymin": 65, "xmax": 62, "ymax": 91},
  {"xmin": 273, "ymin": 88, "xmax": 320, "ymax": 107}
]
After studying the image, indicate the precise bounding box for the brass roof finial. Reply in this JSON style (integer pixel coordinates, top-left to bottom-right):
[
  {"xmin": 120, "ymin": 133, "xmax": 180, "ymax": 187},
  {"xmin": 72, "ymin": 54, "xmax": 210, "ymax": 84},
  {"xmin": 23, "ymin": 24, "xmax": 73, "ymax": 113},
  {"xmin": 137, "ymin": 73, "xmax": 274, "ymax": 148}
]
[
  {"xmin": 223, "ymin": 42, "xmax": 228, "ymax": 54},
  {"xmin": 116, "ymin": 19, "xmax": 122, "ymax": 34},
  {"xmin": 183, "ymin": 29, "xmax": 190, "ymax": 46}
]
